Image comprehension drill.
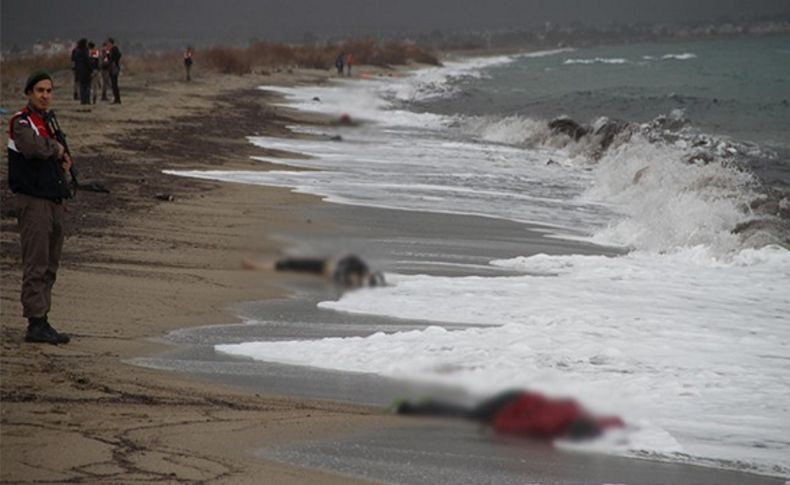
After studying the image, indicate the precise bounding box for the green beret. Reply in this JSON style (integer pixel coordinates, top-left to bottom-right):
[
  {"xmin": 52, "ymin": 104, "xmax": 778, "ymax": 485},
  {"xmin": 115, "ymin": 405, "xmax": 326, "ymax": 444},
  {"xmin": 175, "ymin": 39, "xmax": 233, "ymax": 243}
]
[{"xmin": 24, "ymin": 70, "xmax": 53, "ymax": 94}]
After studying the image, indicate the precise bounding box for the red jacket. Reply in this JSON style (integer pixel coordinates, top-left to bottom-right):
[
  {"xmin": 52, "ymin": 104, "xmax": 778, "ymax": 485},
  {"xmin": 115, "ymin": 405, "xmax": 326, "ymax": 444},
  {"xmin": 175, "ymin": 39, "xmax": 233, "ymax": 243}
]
[{"xmin": 492, "ymin": 392, "xmax": 623, "ymax": 439}]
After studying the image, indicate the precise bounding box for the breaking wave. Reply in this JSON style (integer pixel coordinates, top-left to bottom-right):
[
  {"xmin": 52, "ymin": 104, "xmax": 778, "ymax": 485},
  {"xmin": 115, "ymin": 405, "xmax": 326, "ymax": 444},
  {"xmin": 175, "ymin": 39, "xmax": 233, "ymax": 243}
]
[
  {"xmin": 661, "ymin": 52, "xmax": 697, "ymax": 60},
  {"xmin": 457, "ymin": 110, "xmax": 789, "ymax": 253},
  {"xmin": 564, "ymin": 57, "xmax": 629, "ymax": 65}
]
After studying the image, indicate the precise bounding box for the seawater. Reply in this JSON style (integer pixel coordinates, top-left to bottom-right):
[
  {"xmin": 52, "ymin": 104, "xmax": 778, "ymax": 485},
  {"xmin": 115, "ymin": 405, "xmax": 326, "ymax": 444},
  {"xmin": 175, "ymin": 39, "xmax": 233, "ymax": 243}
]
[{"xmin": 169, "ymin": 36, "xmax": 790, "ymax": 477}]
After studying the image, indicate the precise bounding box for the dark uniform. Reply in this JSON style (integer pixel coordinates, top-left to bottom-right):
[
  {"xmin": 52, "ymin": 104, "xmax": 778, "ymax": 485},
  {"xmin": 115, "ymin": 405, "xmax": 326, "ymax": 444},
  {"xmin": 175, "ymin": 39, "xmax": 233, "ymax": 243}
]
[
  {"xmin": 73, "ymin": 39, "xmax": 92, "ymax": 105},
  {"xmin": 107, "ymin": 39, "xmax": 122, "ymax": 104}
]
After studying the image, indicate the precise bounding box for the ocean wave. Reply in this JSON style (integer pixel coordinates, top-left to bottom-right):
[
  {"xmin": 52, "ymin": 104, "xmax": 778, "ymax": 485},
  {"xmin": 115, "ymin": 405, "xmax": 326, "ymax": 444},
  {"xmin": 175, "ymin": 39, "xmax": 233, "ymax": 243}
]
[
  {"xmin": 457, "ymin": 110, "xmax": 788, "ymax": 252},
  {"xmin": 387, "ymin": 55, "xmax": 517, "ymax": 103},
  {"xmin": 387, "ymin": 49, "xmax": 574, "ymax": 103},
  {"xmin": 569, "ymin": 53, "xmax": 696, "ymax": 64},
  {"xmin": 460, "ymin": 114, "xmax": 551, "ymax": 146},
  {"xmin": 563, "ymin": 57, "xmax": 630, "ymax": 65},
  {"xmin": 582, "ymin": 134, "xmax": 759, "ymax": 252},
  {"xmin": 661, "ymin": 52, "xmax": 697, "ymax": 60}
]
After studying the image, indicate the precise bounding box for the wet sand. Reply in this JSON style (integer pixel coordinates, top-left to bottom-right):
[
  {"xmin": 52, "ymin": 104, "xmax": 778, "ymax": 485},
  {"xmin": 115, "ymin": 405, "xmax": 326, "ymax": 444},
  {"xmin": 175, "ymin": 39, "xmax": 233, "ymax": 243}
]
[
  {"xmin": 0, "ymin": 67, "xmax": 385, "ymax": 484},
  {"xmin": 136, "ymin": 198, "xmax": 785, "ymax": 485}
]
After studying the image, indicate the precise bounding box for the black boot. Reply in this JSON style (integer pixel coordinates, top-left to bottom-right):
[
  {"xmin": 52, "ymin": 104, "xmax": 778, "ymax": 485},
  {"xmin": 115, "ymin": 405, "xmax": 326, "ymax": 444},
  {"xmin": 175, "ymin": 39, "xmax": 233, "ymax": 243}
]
[{"xmin": 25, "ymin": 317, "xmax": 70, "ymax": 345}]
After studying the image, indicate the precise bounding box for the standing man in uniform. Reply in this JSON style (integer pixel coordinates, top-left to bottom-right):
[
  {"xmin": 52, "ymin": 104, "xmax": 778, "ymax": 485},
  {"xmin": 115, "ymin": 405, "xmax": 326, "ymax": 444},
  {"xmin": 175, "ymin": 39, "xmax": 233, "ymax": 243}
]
[
  {"xmin": 88, "ymin": 41, "xmax": 102, "ymax": 104},
  {"xmin": 73, "ymin": 38, "xmax": 92, "ymax": 105},
  {"xmin": 7, "ymin": 71, "xmax": 73, "ymax": 344},
  {"xmin": 100, "ymin": 40, "xmax": 112, "ymax": 101},
  {"xmin": 107, "ymin": 37, "xmax": 122, "ymax": 104}
]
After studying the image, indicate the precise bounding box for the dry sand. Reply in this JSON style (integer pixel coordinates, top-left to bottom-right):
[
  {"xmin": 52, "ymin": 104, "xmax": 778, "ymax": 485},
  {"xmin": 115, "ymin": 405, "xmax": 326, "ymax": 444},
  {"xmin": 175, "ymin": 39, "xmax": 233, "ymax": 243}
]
[{"xmin": 0, "ymin": 66, "xmax": 400, "ymax": 483}]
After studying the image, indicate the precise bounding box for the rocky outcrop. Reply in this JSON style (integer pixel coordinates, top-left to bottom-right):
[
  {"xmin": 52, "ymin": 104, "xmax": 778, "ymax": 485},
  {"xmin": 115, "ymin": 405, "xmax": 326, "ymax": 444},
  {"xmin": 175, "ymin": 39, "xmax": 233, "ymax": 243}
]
[{"xmin": 548, "ymin": 116, "xmax": 589, "ymax": 141}]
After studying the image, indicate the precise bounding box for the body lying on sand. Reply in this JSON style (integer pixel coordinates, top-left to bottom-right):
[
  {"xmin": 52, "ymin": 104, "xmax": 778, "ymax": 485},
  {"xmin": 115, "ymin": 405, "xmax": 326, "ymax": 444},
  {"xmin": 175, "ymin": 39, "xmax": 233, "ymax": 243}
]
[
  {"xmin": 242, "ymin": 254, "xmax": 386, "ymax": 289},
  {"xmin": 396, "ymin": 389, "xmax": 625, "ymax": 442}
]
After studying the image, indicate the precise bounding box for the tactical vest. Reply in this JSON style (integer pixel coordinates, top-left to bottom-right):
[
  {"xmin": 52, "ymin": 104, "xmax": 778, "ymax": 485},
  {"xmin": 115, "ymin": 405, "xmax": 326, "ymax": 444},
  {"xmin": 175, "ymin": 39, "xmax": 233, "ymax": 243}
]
[{"xmin": 7, "ymin": 107, "xmax": 70, "ymax": 200}]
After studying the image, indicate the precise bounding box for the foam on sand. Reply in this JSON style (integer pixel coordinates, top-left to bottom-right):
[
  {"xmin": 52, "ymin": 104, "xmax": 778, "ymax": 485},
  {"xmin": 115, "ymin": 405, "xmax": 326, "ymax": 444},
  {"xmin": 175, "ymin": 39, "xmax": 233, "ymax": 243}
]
[{"xmin": 218, "ymin": 245, "xmax": 790, "ymax": 476}]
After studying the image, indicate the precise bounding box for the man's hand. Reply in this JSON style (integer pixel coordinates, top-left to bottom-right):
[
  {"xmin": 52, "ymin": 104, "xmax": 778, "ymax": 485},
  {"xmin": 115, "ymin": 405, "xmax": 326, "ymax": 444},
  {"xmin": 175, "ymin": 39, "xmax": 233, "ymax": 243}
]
[
  {"xmin": 62, "ymin": 153, "xmax": 73, "ymax": 172},
  {"xmin": 56, "ymin": 142, "xmax": 65, "ymax": 160}
]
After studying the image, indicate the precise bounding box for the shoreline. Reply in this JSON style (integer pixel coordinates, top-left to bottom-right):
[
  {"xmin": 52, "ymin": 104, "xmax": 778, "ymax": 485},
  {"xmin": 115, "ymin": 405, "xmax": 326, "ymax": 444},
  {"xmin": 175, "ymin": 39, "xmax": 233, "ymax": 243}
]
[
  {"xmin": 135, "ymin": 69, "xmax": 776, "ymax": 483},
  {"xmin": 141, "ymin": 197, "xmax": 786, "ymax": 484},
  {"xmin": 2, "ymin": 59, "xmax": 786, "ymax": 483},
  {"xmin": 156, "ymin": 64, "xmax": 790, "ymax": 476}
]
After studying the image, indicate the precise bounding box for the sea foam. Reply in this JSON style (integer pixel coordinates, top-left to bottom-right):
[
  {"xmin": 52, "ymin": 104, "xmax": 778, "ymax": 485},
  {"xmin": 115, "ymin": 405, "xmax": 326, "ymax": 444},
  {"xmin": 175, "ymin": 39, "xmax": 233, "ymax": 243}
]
[{"xmin": 218, "ymin": 245, "xmax": 790, "ymax": 476}]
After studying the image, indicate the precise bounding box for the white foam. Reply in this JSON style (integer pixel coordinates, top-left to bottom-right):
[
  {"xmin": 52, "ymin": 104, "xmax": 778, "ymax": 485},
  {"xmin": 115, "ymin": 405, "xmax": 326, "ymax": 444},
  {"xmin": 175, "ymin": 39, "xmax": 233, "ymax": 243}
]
[
  {"xmin": 386, "ymin": 55, "xmax": 517, "ymax": 102},
  {"xmin": 661, "ymin": 53, "xmax": 697, "ymax": 60},
  {"xmin": 172, "ymin": 50, "xmax": 790, "ymax": 476},
  {"xmin": 260, "ymin": 82, "xmax": 447, "ymax": 129},
  {"xmin": 386, "ymin": 48, "xmax": 573, "ymax": 103},
  {"xmin": 563, "ymin": 57, "xmax": 630, "ymax": 65},
  {"xmin": 218, "ymin": 245, "xmax": 790, "ymax": 476},
  {"xmin": 172, "ymin": 56, "xmax": 762, "ymax": 255},
  {"xmin": 581, "ymin": 134, "xmax": 757, "ymax": 253},
  {"xmin": 460, "ymin": 114, "xmax": 554, "ymax": 146}
]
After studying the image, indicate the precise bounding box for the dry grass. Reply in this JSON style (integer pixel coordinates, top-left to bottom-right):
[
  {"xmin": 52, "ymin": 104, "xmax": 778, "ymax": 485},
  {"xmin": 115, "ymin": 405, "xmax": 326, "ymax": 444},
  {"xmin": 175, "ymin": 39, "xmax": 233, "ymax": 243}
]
[
  {"xmin": 202, "ymin": 47, "xmax": 253, "ymax": 74},
  {"xmin": 123, "ymin": 51, "xmax": 184, "ymax": 76},
  {"xmin": 204, "ymin": 39, "xmax": 440, "ymax": 73},
  {"xmin": 1, "ymin": 53, "xmax": 72, "ymax": 94}
]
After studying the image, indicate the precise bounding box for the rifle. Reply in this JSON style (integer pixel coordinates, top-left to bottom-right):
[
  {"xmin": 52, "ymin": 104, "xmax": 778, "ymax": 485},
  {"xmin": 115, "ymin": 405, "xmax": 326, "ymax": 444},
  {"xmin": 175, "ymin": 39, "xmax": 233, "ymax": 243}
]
[{"xmin": 44, "ymin": 110, "xmax": 79, "ymax": 197}]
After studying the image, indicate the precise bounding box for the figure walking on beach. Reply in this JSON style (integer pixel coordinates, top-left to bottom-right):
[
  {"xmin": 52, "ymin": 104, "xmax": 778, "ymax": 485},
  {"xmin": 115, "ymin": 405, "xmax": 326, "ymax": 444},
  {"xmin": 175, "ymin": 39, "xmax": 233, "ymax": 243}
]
[
  {"xmin": 335, "ymin": 52, "xmax": 345, "ymax": 76},
  {"xmin": 396, "ymin": 389, "xmax": 624, "ymax": 441},
  {"xmin": 345, "ymin": 52, "xmax": 353, "ymax": 77},
  {"xmin": 107, "ymin": 37, "xmax": 122, "ymax": 104},
  {"xmin": 7, "ymin": 70, "xmax": 74, "ymax": 344},
  {"xmin": 183, "ymin": 46, "xmax": 194, "ymax": 81}
]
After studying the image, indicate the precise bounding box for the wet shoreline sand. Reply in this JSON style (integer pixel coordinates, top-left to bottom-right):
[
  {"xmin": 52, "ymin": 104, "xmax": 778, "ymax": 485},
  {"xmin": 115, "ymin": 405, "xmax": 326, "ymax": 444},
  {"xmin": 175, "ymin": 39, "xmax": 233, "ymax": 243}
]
[{"xmin": 139, "ymin": 198, "xmax": 785, "ymax": 485}]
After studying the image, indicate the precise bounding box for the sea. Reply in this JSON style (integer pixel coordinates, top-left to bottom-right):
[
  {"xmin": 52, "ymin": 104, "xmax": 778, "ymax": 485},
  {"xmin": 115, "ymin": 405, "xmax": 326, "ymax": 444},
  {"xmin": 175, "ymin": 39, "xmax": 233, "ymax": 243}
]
[{"xmin": 168, "ymin": 36, "xmax": 790, "ymax": 477}]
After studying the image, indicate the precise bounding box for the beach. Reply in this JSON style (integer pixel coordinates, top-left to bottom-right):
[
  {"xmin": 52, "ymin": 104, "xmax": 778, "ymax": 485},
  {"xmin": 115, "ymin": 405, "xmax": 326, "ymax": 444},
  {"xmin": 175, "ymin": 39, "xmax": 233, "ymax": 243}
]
[
  {"xmin": 2, "ymin": 46, "xmax": 789, "ymax": 484},
  {"xmin": 0, "ymin": 68, "xmax": 396, "ymax": 483}
]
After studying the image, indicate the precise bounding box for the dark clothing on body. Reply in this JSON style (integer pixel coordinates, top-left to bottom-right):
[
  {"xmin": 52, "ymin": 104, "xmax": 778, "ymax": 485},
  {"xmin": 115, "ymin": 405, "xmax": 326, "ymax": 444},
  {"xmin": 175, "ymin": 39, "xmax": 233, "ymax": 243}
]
[{"xmin": 275, "ymin": 254, "xmax": 385, "ymax": 288}]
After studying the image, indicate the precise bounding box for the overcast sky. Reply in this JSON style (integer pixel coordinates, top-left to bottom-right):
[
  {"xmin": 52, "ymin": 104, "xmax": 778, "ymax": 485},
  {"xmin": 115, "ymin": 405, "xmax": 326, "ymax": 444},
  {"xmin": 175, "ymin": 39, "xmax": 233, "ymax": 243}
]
[{"xmin": 3, "ymin": 0, "xmax": 789, "ymax": 48}]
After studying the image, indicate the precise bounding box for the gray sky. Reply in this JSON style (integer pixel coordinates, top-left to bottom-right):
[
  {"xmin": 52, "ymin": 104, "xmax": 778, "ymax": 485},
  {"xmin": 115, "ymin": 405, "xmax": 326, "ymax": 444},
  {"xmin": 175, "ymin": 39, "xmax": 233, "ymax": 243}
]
[{"xmin": 3, "ymin": 0, "xmax": 789, "ymax": 48}]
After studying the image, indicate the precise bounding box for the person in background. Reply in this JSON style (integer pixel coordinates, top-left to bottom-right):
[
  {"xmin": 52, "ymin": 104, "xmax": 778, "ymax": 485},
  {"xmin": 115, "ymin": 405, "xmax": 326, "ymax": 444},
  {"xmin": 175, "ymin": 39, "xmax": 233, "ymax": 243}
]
[
  {"xmin": 70, "ymin": 43, "xmax": 79, "ymax": 100},
  {"xmin": 335, "ymin": 52, "xmax": 345, "ymax": 76},
  {"xmin": 107, "ymin": 37, "xmax": 122, "ymax": 104},
  {"xmin": 395, "ymin": 389, "xmax": 624, "ymax": 441},
  {"xmin": 73, "ymin": 38, "xmax": 92, "ymax": 105},
  {"xmin": 183, "ymin": 46, "xmax": 194, "ymax": 81},
  {"xmin": 100, "ymin": 41, "xmax": 111, "ymax": 101},
  {"xmin": 88, "ymin": 42, "xmax": 101, "ymax": 104},
  {"xmin": 345, "ymin": 52, "xmax": 353, "ymax": 77},
  {"xmin": 7, "ymin": 70, "xmax": 74, "ymax": 345}
]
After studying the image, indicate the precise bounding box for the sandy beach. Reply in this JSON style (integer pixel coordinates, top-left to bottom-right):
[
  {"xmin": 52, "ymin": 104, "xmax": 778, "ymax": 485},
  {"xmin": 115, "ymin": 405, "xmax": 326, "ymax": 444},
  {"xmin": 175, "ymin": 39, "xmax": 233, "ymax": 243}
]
[
  {"xmin": 0, "ymin": 67, "xmax": 399, "ymax": 483},
  {"xmin": 2, "ymin": 61, "xmax": 787, "ymax": 485}
]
